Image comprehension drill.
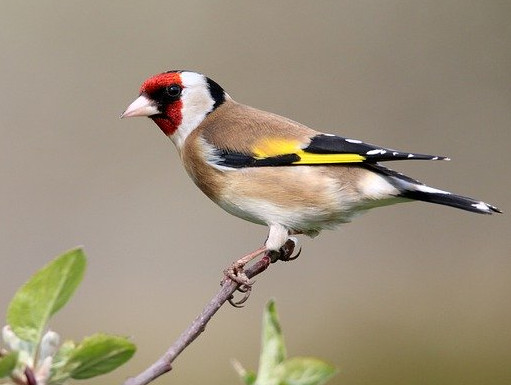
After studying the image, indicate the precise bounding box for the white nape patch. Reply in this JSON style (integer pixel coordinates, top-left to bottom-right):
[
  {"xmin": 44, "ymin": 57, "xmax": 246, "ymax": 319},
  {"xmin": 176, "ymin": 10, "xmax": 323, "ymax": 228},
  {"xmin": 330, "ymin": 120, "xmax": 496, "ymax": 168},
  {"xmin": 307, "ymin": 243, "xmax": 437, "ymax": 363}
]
[
  {"xmin": 366, "ymin": 149, "xmax": 386, "ymax": 155},
  {"xmin": 266, "ymin": 223, "xmax": 290, "ymax": 251},
  {"xmin": 345, "ymin": 138, "xmax": 362, "ymax": 144},
  {"xmin": 414, "ymin": 185, "xmax": 451, "ymax": 194},
  {"xmin": 407, "ymin": 153, "xmax": 414, "ymax": 158},
  {"xmin": 170, "ymin": 72, "xmax": 215, "ymax": 150},
  {"xmin": 472, "ymin": 201, "xmax": 490, "ymax": 212}
]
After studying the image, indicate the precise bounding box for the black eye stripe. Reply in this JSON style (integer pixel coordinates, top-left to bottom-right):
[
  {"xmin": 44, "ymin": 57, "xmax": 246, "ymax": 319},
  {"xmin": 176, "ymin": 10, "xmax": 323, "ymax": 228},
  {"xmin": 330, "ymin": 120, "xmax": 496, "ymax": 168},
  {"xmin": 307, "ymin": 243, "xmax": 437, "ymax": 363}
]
[{"xmin": 150, "ymin": 84, "xmax": 182, "ymax": 104}]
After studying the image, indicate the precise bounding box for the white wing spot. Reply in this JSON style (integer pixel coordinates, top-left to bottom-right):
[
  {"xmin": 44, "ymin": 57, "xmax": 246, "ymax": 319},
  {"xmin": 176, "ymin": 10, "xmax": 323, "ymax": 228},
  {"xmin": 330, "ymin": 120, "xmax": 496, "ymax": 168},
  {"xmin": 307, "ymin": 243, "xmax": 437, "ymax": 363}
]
[
  {"xmin": 366, "ymin": 149, "xmax": 386, "ymax": 155},
  {"xmin": 323, "ymin": 133, "xmax": 336, "ymax": 137},
  {"xmin": 393, "ymin": 152, "xmax": 399, "ymax": 156},
  {"xmin": 407, "ymin": 153, "xmax": 414, "ymax": 158},
  {"xmin": 432, "ymin": 156, "xmax": 438, "ymax": 160},
  {"xmin": 472, "ymin": 201, "xmax": 490, "ymax": 212},
  {"xmin": 345, "ymin": 138, "xmax": 362, "ymax": 144}
]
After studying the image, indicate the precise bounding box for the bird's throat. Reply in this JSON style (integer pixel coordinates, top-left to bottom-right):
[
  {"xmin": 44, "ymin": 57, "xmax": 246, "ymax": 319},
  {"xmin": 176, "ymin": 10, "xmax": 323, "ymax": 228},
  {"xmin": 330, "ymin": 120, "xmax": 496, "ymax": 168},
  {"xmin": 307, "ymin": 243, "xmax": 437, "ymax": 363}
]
[
  {"xmin": 151, "ymin": 100, "xmax": 183, "ymax": 136},
  {"xmin": 152, "ymin": 117, "xmax": 178, "ymax": 136}
]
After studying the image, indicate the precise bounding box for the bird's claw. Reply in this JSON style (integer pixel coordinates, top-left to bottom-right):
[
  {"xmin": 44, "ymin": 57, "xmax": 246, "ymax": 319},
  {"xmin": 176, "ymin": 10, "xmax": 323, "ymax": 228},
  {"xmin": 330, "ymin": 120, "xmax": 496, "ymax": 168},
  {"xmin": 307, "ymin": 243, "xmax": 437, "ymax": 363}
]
[
  {"xmin": 223, "ymin": 264, "xmax": 254, "ymax": 307},
  {"xmin": 286, "ymin": 246, "xmax": 302, "ymax": 261},
  {"xmin": 224, "ymin": 264, "xmax": 253, "ymax": 286},
  {"xmin": 269, "ymin": 237, "xmax": 302, "ymax": 263},
  {"xmin": 223, "ymin": 239, "xmax": 302, "ymax": 307},
  {"xmin": 228, "ymin": 286, "xmax": 252, "ymax": 307}
]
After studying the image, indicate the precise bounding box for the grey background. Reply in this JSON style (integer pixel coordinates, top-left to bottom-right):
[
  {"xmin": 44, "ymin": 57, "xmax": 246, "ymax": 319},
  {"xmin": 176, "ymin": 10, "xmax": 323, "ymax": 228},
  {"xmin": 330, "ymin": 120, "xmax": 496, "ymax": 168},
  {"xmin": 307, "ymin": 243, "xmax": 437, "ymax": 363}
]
[{"xmin": 1, "ymin": 2, "xmax": 509, "ymax": 384}]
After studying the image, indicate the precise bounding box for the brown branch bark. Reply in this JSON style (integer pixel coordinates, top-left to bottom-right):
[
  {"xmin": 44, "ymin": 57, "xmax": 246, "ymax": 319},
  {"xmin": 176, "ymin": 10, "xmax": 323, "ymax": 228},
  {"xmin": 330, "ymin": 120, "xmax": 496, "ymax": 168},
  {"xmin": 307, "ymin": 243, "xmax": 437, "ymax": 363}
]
[
  {"xmin": 122, "ymin": 255, "xmax": 272, "ymax": 385},
  {"xmin": 23, "ymin": 368, "xmax": 36, "ymax": 385}
]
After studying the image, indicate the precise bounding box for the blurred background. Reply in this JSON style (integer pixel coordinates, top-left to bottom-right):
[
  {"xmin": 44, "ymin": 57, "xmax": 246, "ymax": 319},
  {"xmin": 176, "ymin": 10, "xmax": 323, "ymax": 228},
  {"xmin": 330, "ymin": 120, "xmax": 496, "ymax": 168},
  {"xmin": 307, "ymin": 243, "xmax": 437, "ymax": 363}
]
[{"xmin": 1, "ymin": 1, "xmax": 510, "ymax": 384}]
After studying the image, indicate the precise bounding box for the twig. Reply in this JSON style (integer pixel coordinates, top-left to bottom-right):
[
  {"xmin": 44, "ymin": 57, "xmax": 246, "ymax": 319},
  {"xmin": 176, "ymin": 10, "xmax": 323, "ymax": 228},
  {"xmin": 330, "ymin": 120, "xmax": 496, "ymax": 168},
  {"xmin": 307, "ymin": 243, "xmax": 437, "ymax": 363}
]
[
  {"xmin": 24, "ymin": 368, "xmax": 37, "ymax": 385},
  {"xmin": 122, "ymin": 255, "xmax": 272, "ymax": 385}
]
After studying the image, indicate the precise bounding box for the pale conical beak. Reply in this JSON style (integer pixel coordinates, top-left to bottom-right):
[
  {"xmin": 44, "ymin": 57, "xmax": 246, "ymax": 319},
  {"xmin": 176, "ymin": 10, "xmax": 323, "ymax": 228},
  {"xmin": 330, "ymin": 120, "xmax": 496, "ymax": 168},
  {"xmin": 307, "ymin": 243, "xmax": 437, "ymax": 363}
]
[{"xmin": 120, "ymin": 95, "xmax": 160, "ymax": 118}]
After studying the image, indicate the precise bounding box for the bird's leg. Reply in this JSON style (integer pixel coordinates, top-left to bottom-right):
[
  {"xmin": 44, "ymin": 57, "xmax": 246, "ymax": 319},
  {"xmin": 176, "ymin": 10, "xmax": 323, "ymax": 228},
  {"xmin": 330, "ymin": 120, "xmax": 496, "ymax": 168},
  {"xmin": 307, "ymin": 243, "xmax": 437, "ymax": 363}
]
[
  {"xmin": 225, "ymin": 226, "xmax": 297, "ymax": 285},
  {"xmin": 226, "ymin": 227, "xmax": 301, "ymax": 307},
  {"xmin": 226, "ymin": 238, "xmax": 303, "ymax": 307}
]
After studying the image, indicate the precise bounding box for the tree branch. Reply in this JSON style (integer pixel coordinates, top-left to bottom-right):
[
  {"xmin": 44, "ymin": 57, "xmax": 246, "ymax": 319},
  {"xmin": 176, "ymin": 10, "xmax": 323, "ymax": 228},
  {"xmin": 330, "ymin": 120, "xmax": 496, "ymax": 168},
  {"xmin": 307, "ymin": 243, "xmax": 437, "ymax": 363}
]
[
  {"xmin": 122, "ymin": 255, "xmax": 272, "ymax": 385},
  {"xmin": 24, "ymin": 367, "xmax": 37, "ymax": 385}
]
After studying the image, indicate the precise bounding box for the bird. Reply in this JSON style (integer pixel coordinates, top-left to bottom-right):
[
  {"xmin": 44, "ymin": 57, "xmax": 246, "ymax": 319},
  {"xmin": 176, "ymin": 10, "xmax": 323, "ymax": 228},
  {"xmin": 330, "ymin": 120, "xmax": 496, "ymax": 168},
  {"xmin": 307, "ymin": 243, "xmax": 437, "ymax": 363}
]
[{"xmin": 121, "ymin": 70, "xmax": 501, "ymax": 290}]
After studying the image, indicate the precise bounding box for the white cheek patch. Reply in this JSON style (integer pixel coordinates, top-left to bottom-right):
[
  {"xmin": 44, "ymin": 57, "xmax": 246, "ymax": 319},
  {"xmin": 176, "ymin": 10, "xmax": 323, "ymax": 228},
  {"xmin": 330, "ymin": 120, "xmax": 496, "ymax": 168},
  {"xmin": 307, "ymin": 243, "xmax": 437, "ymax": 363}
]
[{"xmin": 170, "ymin": 72, "xmax": 215, "ymax": 150}]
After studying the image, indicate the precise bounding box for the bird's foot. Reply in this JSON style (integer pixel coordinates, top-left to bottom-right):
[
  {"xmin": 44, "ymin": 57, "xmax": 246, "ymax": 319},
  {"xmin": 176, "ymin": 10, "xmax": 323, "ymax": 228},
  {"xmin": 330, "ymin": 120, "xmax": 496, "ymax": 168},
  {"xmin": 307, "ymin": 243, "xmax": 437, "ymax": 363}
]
[
  {"xmin": 224, "ymin": 239, "xmax": 302, "ymax": 307},
  {"xmin": 225, "ymin": 267, "xmax": 254, "ymax": 308},
  {"xmin": 268, "ymin": 237, "xmax": 302, "ymax": 263},
  {"xmin": 224, "ymin": 263, "xmax": 251, "ymax": 285},
  {"xmin": 223, "ymin": 245, "xmax": 267, "ymax": 285},
  {"xmin": 223, "ymin": 246, "xmax": 267, "ymax": 307}
]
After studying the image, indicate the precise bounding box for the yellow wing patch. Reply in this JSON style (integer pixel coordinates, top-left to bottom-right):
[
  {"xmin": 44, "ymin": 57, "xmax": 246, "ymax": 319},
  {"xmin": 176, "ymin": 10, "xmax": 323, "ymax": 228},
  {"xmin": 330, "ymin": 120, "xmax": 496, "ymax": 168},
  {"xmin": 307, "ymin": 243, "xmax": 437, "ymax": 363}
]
[
  {"xmin": 252, "ymin": 138, "xmax": 302, "ymax": 158},
  {"xmin": 252, "ymin": 137, "xmax": 366, "ymax": 164},
  {"xmin": 294, "ymin": 152, "xmax": 365, "ymax": 164}
]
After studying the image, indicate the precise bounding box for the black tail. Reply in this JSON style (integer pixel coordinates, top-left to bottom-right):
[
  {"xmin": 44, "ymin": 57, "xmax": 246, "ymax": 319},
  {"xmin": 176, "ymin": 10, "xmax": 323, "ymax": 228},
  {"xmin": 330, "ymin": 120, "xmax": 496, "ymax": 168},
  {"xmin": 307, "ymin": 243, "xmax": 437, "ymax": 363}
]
[
  {"xmin": 365, "ymin": 163, "xmax": 501, "ymax": 215},
  {"xmin": 400, "ymin": 189, "xmax": 501, "ymax": 214}
]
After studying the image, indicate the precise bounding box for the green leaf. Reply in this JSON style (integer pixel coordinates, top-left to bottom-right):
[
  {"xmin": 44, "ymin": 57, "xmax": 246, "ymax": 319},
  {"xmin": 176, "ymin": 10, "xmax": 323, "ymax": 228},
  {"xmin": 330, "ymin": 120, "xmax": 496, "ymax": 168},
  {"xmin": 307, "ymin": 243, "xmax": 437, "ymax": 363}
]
[
  {"xmin": 66, "ymin": 334, "xmax": 136, "ymax": 379},
  {"xmin": 275, "ymin": 357, "xmax": 337, "ymax": 385},
  {"xmin": 0, "ymin": 352, "xmax": 18, "ymax": 378},
  {"xmin": 256, "ymin": 299, "xmax": 287, "ymax": 384},
  {"xmin": 6, "ymin": 248, "xmax": 86, "ymax": 342},
  {"xmin": 243, "ymin": 371, "xmax": 257, "ymax": 385}
]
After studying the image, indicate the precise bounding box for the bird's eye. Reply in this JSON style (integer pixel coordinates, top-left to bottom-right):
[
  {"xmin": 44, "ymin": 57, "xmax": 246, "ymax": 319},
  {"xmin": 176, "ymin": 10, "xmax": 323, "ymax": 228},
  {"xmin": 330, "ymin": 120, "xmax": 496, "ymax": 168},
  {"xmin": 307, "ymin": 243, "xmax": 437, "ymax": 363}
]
[{"xmin": 164, "ymin": 84, "xmax": 182, "ymax": 98}]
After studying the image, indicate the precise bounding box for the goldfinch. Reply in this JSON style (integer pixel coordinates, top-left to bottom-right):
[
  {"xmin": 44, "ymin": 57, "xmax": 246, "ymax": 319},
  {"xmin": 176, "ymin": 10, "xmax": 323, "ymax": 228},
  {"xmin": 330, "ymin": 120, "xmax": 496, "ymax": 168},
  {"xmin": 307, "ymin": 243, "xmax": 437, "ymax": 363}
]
[{"xmin": 121, "ymin": 70, "xmax": 500, "ymax": 280}]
